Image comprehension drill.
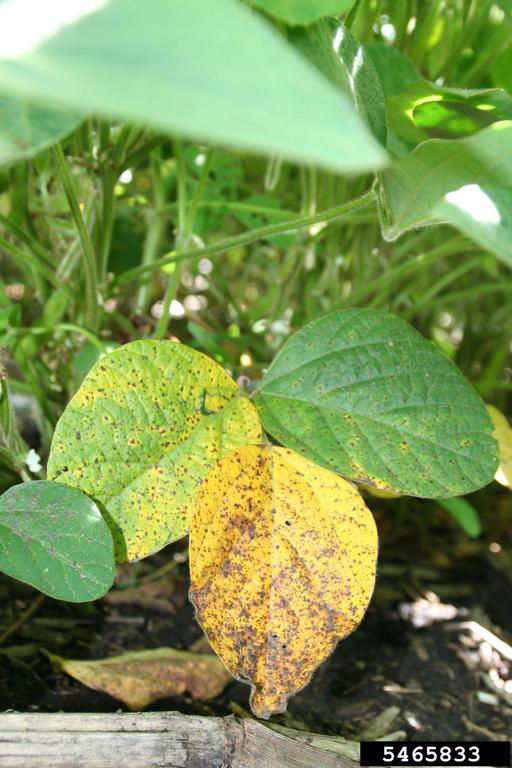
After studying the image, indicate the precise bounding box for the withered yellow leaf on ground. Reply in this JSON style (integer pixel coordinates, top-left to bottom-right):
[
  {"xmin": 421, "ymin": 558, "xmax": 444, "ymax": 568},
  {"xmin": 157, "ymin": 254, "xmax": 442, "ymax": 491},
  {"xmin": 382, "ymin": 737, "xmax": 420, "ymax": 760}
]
[
  {"xmin": 189, "ymin": 444, "xmax": 378, "ymax": 719},
  {"xmin": 49, "ymin": 648, "xmax": 232, "ymax": 710},
  {"xmin": 486, "ymin": 405, "xmax": 512, "ymax": 489}
]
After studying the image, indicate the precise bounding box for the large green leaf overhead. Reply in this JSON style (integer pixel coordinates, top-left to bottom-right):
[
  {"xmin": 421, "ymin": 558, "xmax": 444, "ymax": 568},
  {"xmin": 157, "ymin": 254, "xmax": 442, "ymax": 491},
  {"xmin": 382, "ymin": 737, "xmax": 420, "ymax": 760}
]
[
  {"xmin": 0, "ymin": 94, "xmax": 79, "ymax": 167},
  {"xmin": 292, "ymin": 21, "xmax": 387, "ymax": 146},
  {"xmin": 47, "ymin": 341, "xmax": 261, "ymax": 563},
  {"xmin": 250, "ymin": 0, "xmax": 354, "ymax": 26},
  {"xmin": 255, "ymin": 309, "xmax": 498, "ymax": 498},
  {"xmin": 0, "ymin": 0, "xmax": 386, "ymax": 173},
  {"xmin": 0, "ymin": 480, "xmax": 114, "ymax": 602}
]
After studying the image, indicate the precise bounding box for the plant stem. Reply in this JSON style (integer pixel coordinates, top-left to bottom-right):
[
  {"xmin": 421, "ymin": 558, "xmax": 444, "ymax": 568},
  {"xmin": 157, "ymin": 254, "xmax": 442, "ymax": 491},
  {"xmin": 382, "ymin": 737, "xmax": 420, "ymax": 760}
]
[
  {"xmin": 97, "ymin": 165, "xmax": 116, "ymax": 283},
  {"xmin": 403, "ymin": 256, "xmax": 481, "ymax": 319},
  {"xmin": 425, "ymin": 281, "xmax": 512, "ymax": 310},
  {"xmin": 0, "ymin": 212, "xmax": 55, "ymax": 268},
  {"xmin": 337, "ymin": 236, "xmax": 469, "ymax": 309},
  {"xmin": 0, "ymin": 593, "xmax": 45, "ymax": 647},
  {"xmin": 0, "ymin": 237, "xmax": 64, "ymax": 291},
  {"xmin": 135, "ymin": 151, "xmax": 168, "ymax": 313},
  {"xmin": 52, "ymin": 145, "xmax": 99, "ymax": 331},
  {"xmin": 153, "ymin": 140, "xmax": 187, "ymax": 340},
  {"xmin": 185, "ymin": 148, "xmax": 215, "ymax": 234},
  {"xmin": 153, "ymin": 144, "xmax": 214, "ymax": 340},
  {"xmin": 152, "ymin": 262, "xmax": 182, "ymax": 340},
  {"xmin": 159, "ymin": 199, "xmax": 299, "ymax": 219},
  {"xmin": 116, "ymin": 191, "xmax": 376, "ymax": 286},
  {"xmin": 14, "ymin": 324, "xmax": 105, "ymax": 352}
]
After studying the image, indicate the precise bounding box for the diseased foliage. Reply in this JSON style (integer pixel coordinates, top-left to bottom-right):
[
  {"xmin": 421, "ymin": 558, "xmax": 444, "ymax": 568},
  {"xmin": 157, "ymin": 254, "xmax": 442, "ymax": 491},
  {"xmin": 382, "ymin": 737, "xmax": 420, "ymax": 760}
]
[
  {"xmin": 189, "ymin": 444, "xmax": 378, "ymax": 718},
  {"xmin": 47, "ymin": 341, "xmax": 261, "ymax": 562},
  {"xmin": 0, "ymin": 0, "xmax": 510, "ymax": 718}
]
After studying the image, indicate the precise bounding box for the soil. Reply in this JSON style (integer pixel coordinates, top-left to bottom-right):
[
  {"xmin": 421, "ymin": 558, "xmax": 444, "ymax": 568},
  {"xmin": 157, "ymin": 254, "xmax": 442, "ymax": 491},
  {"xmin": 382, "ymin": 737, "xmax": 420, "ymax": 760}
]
[{"xmin": 1, "ymin": 485, "xmax": 511, "ymax": 741}]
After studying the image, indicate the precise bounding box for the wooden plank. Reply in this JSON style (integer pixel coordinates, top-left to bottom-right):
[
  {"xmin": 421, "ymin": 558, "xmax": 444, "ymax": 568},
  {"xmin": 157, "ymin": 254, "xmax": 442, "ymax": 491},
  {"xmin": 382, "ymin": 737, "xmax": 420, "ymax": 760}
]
[{"xmin": 0, "ymin": 711, "xmax": 360, "ymax": 768}]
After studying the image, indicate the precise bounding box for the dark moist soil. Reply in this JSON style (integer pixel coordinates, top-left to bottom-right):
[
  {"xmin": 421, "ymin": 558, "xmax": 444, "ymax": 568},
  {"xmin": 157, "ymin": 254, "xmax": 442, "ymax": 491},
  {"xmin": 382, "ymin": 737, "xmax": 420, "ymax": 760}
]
[{"xmin": 1, "ymin": 486, "xmax": 511, "ymax": 741}]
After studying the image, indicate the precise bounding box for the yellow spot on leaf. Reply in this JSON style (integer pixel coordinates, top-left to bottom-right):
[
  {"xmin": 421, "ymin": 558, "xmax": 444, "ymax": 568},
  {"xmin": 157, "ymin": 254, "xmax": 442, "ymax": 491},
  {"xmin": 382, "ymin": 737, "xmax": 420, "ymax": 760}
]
[{"xmin": 189, "ymin": 445, "xmax": 378, "ymax": 719}]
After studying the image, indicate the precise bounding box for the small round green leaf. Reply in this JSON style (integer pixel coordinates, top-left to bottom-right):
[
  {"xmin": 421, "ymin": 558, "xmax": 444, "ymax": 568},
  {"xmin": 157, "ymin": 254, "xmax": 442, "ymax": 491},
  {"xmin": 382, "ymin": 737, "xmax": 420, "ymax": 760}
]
[
  {"xmin": 0, "ymin": 480, "xmax": 115, "ymax": 602},
  {"xmin": 255, "ymin": 309, "xmax": 498, "ymax": 498},
  {"xmin": 47, "ymin": 341, "xmax": 261, "ymax": 563}
]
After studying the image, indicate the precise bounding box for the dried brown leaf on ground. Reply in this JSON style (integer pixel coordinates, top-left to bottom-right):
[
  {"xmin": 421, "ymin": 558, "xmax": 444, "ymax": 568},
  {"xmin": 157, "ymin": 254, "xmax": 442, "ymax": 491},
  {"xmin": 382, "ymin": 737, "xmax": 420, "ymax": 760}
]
[{"xmin": 48, "ymin": 647, "xmax": 232, "ymax": 710}]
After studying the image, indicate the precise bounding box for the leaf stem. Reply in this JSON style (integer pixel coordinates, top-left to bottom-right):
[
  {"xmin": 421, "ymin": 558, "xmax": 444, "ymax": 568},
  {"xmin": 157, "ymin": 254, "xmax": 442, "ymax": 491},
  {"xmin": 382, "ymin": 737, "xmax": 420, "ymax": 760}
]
[
  {"xmin": 0, "ymin": 212, "xmax": 55, "ymax": 268},
  {"xmin": 0, "ymin": 237, "xmax": 68, "ymax": 293},
  {"xmin": 153, "ymin": 144, "xmax": 214, "ymax": 340},
  {"xmin": 338, "ymin": 237, "xmax": 470, "ymax": 309},
  {"xmin": 116, "ymin": 191, "xmax": 376, "ymax": 286},
  {"xmin": 97, "ymin": 165, "xmax": 116, "ymax": 283},
  {"xmin": 135, "ymin": 150, "xmax": 169, "ymax": 313},
  {"xmin": 0, "ymin": 592, "xmax": 45, "ymax": 647},
  {"xmin": 13, "ymin": 324, "xmax": 106, "ymax": 352},
  {"xmin": 52, "ymin": 145, "xmax": 99, "ymax": 331}
]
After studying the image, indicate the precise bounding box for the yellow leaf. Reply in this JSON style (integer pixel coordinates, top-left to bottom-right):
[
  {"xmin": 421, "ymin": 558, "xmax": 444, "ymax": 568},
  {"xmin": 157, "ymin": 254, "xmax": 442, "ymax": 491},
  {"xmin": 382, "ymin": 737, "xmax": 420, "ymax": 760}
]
[
  {"xmin": 486, "ymin": 405, "xmax": 512, "ymax": 489},
  {"xmin": 49, "ymin": 647, "xmax": 232, "ymax": 710},
  {"xmin": 189, "ymin": 444, "xmax": 378, "ymax": 719}
]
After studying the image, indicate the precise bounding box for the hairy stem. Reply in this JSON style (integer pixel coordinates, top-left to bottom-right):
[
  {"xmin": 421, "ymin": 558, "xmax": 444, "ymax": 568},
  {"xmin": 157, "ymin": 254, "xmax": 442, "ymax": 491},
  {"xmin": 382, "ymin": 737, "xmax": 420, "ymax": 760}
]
[{"xmin": 116, "ymin": 191, "xmax": 376, "ymax": 286}]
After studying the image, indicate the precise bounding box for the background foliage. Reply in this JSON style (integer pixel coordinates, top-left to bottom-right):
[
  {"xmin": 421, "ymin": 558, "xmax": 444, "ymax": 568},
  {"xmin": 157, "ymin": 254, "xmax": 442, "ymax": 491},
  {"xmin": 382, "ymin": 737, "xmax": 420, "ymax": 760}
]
[{"xmin": 0, "ymin": 0, "xmax": 511, "ymax": 723}]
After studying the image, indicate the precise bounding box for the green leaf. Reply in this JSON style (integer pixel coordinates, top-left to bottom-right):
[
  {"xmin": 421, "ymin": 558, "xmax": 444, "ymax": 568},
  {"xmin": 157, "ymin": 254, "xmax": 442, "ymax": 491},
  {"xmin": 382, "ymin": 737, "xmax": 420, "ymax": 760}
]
[
  {"xmin": 47, "ymin": 341, "xmax": 262, "ymax": 563},
  {"xmin": 438, "ymin": 497, "xmax": 481, "ymax": 538},
  {"xmin": 0, "ymin": 0, "xmax": 386, "ymax": 174},
  {"xmin": 255, "ymin": 309, "xmax": 498, "ymax": 498},
  {"xmin": 365, "ymin": 41, "xmax": 421, "ymax": 98},
  {"xmin": 490, "ymin": 44, "xmax": 512, "ymax": 92},
  {"xmin": 378, "ymin": 122, "xmax": 512, "ymax": 267},
  {"xmin": 291, "ymin": 21, "xmax": 386, "ymax": 145},
  {"xmin": 250, "ymin": 0, "xmax": 354, "ymax": 26},
  {"xmin": 386, "ymin": 81, "xmax": 512, "ymax": 156},
  {"xmin": 0, "ymin": 480, "xmax": 115, "ymax": 602},
  {"xmin": 0, "ymin": 94, "xmax": 79, "ymax": 167}
]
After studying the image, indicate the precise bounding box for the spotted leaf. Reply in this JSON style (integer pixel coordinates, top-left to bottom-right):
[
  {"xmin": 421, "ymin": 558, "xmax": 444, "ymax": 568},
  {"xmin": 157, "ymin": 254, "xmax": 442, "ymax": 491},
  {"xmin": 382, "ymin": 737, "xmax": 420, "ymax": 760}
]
[
  {"xmin": 189, "ymin": 444, "xmax": 378, "ymax": 719},
  {"xmin": 48, "ymin": 341, "xmax": 261, "ymax": 562},
  {"xmin": 255, "ymin": 309, "xmax": 498, "ymax": 497}
]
